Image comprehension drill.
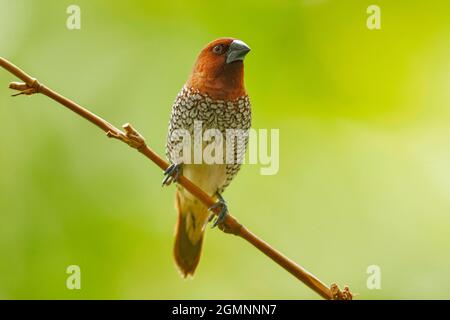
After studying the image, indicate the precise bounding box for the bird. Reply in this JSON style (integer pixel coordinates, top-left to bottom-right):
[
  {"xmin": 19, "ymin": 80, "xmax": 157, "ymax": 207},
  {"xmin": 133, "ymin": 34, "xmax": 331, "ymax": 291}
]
[{"xmin": 163, "ymin": 38, "xmax": 252, "ymax": 277}]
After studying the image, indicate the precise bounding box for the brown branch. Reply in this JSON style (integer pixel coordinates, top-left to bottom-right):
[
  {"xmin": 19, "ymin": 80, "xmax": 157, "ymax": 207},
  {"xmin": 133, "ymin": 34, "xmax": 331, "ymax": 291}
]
[{"xmin": 0, "ymin": 56, "xmax": 352, "ymax": 300}]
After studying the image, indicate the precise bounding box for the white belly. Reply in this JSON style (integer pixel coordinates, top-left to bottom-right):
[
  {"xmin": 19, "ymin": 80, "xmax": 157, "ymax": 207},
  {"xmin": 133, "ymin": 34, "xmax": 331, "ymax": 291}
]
[{"xmin": 181, "ymin": 163, "xmax": 227, "ymax": 200}]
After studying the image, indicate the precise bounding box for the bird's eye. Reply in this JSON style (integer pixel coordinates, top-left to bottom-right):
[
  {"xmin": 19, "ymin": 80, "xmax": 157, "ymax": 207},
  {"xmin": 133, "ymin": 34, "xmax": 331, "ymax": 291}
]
[{"xmin": 212, "ymin": 44, "xmax": 224, "ymax": 55}]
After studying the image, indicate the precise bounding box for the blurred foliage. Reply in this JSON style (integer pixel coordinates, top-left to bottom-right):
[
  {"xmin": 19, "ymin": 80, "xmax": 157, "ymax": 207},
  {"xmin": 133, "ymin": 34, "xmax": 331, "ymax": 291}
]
[{"xmin": 1, "ymin": 0, "xmax": 450, "ymax": 299}]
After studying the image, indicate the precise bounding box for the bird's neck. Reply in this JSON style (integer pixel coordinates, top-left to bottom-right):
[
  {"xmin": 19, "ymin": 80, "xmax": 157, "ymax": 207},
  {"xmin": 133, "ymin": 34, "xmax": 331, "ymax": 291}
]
[{"xmin": 187, "ymin": 64, "xmax": 246, "ymax": 101}]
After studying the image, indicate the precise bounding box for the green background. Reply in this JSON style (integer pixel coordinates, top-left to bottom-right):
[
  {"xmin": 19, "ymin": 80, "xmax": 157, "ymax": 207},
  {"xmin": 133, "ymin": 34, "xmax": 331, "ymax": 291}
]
[{"xmin": 1, "ymin": 0, "xmax": 450, "ymax": 299}]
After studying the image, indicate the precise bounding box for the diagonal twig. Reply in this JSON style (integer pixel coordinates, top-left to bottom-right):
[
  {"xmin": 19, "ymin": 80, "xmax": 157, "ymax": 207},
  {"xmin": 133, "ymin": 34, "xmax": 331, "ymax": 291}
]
[{"xmin": 0, "ymin": 56, "xmax": 352, "ymax": 300}]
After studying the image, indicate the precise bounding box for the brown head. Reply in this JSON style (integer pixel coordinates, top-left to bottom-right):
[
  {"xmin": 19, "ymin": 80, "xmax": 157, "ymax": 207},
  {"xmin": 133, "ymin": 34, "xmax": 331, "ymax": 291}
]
[{"xmin": 187, "ymin": 38, "xmax": 251, "ymax": 100}]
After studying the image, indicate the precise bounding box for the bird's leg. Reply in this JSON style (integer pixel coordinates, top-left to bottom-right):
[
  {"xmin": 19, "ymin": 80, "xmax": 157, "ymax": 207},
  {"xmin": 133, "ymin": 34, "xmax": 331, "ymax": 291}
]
[
  {"xmin": 162, "ymin": 163, "xmax": 183, "ymax": 186},
  {"xmin": 208, "ymin": 192, "xmax": 228, "ymax": 228}
]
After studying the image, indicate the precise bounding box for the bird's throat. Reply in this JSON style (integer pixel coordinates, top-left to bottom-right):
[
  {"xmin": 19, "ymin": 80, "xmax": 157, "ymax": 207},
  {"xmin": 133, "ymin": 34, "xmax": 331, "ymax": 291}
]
[{"xmin": 187, "ymin": 63, "xmax": 246, "ymax": 100}]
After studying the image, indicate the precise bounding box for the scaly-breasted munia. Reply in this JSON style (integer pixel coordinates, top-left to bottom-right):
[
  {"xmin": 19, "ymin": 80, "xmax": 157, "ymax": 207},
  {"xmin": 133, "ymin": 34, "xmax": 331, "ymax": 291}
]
[{"xmin": 164, "ymin": 38, "xmax": 251, "ymax": 277}]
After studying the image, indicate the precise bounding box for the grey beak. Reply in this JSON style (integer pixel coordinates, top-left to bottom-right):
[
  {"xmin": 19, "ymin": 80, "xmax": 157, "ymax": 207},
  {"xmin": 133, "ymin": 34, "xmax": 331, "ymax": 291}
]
[{"xmin": 226, "ymin": 40, "xmax": 251, "ymax": 64}]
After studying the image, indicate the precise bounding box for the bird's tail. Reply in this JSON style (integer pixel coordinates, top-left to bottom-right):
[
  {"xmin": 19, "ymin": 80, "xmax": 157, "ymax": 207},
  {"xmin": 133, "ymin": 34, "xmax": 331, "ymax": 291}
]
[{"xmin": 173, "ymin": 190, "xmax": 209, "ymax": 277}]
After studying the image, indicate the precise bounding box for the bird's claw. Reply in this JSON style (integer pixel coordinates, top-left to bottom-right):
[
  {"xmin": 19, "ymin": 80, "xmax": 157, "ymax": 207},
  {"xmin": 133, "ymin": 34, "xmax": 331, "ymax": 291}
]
[
  {"xmin": 162, "ymin": 163, "xmax": 183, "ymax": 186},
  {"xmin": 208, "ymin": 193, "xmax": 228, "ymax": 228}
]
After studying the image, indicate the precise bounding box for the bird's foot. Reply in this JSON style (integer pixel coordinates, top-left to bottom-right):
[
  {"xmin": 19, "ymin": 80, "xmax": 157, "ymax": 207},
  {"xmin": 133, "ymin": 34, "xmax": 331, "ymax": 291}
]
[
  {"xmin": 162, "ymin": 163, "xmax": 183, "ymax": 186},
  {"xmin": 208, "ymin": 193, "xmax": 228, "ymax": 228}
]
